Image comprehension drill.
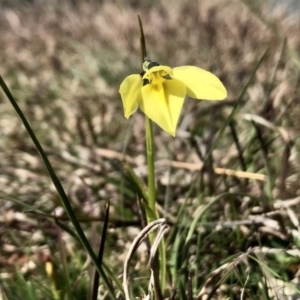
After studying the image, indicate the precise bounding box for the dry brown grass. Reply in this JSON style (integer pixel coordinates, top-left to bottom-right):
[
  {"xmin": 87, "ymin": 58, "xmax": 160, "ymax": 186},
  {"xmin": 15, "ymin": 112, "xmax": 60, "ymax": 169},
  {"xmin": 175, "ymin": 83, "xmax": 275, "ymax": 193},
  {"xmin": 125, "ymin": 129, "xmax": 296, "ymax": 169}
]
[{"xmin": 0, "ymin": 0, "xmax": 300, "ymax": 298}]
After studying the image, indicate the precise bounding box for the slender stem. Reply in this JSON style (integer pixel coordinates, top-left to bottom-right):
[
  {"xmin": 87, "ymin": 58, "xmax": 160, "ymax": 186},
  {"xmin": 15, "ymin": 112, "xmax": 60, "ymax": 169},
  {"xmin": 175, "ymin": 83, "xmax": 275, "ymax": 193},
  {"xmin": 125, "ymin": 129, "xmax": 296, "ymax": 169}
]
[
  {"xmin": 145, "ymin": 115, "xmax": 166, "ymax": 294},
  {"xmin": 139, "ymin": 15, "xmax": 166, "ymax": 295},
  {"xmin": 138, "ymin": 15, "xmax": 158, "ymax": 220},
  {"xmin": 145, "ymin": 116, "xmax": 158, "ymax": 219}
]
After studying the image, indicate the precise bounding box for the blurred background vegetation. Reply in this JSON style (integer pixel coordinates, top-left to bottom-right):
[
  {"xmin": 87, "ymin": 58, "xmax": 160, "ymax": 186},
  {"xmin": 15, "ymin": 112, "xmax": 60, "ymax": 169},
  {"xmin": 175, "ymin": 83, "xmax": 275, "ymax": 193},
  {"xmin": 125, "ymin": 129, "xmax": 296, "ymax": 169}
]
[{"xmin": 0, "ymin": 0, "xmax": 300, "ymax": 299}]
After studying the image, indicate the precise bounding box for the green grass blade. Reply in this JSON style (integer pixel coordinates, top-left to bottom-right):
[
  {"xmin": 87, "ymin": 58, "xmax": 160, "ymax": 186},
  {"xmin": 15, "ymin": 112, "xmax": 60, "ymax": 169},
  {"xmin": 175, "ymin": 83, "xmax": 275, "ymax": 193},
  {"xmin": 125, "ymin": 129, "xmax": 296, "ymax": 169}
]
[
  {"xmin": 204, "ymin": 48, "xmax": 268, "ymax": 161},
  {"xmin": 124, "ymin": 162, "xmax": 148, "ymax": 201},
  {"xmin": 54, "ymin": 222, "xmax": 73, "ymax": 300},
  {"xmin": 91, "ymin": 202, "xmax": 110, "ymax": 300},
  {"xmin": 0, "ymin": 75, "xmax": 118, "ymax": 299}
]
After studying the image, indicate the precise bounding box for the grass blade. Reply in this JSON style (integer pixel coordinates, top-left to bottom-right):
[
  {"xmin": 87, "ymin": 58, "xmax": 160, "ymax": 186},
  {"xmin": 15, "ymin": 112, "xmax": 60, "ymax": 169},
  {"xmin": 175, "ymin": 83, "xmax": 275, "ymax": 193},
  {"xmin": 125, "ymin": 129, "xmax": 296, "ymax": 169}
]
[
  {"xmin": 91, "ymin": 201, "xmax": 110, "ymax": 300},
  {"xmin": 204, "ymin": 48, "xmax": 268, "ymax": 161},
  {"xmin": 0, "ymin": 75, "xmax": 118, "ymax": 299}
]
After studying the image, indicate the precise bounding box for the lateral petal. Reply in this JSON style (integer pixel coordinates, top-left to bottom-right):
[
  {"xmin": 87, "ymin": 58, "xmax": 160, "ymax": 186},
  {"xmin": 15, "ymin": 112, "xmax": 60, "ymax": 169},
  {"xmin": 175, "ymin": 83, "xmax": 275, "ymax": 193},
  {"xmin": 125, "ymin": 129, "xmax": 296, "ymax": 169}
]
[
  {"xmin": 140, "ymin": 84, "xmax": 174, "ymax": 135},
  {"xmin": 119, "ymin": 74, "xmax": 142, "ymax": 118},
  {"xmin": 172, "ymin": 66, "xmax": 227, "ymax": 100}
]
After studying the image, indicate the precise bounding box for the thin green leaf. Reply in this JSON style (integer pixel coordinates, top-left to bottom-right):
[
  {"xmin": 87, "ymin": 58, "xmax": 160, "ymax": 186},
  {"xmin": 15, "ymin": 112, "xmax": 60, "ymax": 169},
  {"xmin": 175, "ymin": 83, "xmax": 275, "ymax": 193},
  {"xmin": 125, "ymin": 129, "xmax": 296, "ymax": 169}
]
[{"xmin": 0, "ymin": 75, "xmax": 118, "ymax": 299}]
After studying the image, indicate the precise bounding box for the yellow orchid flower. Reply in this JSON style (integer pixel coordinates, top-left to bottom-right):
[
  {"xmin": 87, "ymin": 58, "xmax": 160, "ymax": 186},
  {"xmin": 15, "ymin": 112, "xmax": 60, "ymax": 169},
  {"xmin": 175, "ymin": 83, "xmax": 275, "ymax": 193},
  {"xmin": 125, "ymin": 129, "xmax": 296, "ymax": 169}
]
[{"xmin": 120, "ymin": 58, "xmax": 227, "ymax": 136}]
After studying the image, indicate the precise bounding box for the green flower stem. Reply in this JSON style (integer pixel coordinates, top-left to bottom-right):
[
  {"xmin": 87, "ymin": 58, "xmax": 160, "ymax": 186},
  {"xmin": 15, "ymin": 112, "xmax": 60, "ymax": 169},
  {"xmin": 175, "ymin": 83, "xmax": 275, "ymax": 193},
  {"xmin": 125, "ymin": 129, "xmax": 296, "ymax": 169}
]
[
  {"xmin": 139, "ymin": 15, "xmax": 166, "ymax": 295},
  {"xmin": 145, "ymin": 116, "xmax": 166, "ymax": 294},
  {"xmin": 145, "ymin": 116, "xmax": 158, "ymax": 220}
]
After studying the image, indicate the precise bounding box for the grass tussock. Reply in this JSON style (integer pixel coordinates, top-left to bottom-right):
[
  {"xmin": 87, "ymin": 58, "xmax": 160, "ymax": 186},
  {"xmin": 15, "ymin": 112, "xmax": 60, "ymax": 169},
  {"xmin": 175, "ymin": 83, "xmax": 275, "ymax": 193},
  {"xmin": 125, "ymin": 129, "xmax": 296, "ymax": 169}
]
[{"xmin": 0, "ymin": 0, "xmax": 300, "ymax": 299}]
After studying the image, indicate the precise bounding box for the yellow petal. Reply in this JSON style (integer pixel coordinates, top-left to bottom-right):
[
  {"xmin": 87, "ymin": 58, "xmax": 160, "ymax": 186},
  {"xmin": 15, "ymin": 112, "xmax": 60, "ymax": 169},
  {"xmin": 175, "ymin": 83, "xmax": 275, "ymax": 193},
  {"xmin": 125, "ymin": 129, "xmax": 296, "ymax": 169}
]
[
  {"xmin": 140, "ymin": 83, "xmax": 174, "ymax": 135},
  {"xmin": 140, "ymin": 79, "xmax": 186, "ymax": 136},
  {"xmin": 172, "ymin": 66, "xmax": 227, "ymax": 100},
  {"xmin": 163, "ymin": 79, "xmax": 186, "ymax": 136},
  {"xmin": 119, "ymin": 74, "xmax": 142, "ymax": 118}
]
